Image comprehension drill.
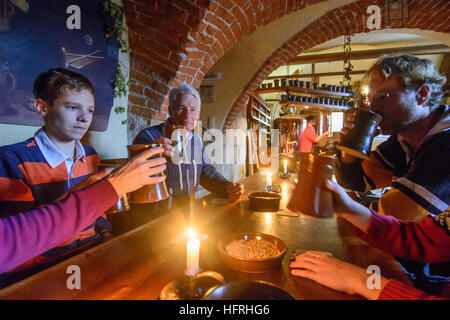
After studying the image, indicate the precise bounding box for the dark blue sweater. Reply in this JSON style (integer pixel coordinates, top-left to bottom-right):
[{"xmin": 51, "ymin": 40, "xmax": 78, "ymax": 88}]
[{"xmin": 133, "ymin": 120, "xmax": 230, "ymax": 202}]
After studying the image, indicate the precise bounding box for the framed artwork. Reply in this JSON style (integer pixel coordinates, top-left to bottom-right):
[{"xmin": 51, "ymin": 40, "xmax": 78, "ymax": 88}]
[
  {"xmin": 384, "ymin": 0, "xmax": 409, "ymax": 27},
  {"xmin": 0, "ymin": 0, "xmax": 119, "ymax": 131}
]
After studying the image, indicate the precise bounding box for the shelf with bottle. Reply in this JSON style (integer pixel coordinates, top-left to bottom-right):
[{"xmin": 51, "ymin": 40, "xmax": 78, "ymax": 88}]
[
  {"xmin": 255, "ymin": 78, "xmax": 353, "ymax": 98},
  {"xmin": 251, "ymin": 114, "xmax": 270, "ymax": 126},
  {"xmin": 249, "ymin": 95, "xmax": 271, "ymax": 128},
  {"xmin": 280, "ymin": 93, "xmax": 351, "ymax": 111},
  {"xmin": 252, "ymin": 105, "xmax": 271, "ymax": 121},
  {"xmin": 251, "ymin": 96, "xmax": 271, "ymax": 113}
]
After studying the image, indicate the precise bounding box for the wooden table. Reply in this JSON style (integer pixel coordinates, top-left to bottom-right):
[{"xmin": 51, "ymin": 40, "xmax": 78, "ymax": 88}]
[{"xmin": 0, "ymin": 173, "xmax": 412, "ymax": 300}]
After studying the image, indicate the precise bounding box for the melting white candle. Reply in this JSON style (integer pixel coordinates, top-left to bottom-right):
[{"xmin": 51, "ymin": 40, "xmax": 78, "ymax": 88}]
[
  {"xmin": 266, "ymin": 174, "xmax": 272, "ymax": 187},
  {"xmin": 284, "ymin": 159, "xmax": 288, "ymax": 174},
  {"xmin": 186, "ymin": 228, "xmax": 200, "ymax": 276}
]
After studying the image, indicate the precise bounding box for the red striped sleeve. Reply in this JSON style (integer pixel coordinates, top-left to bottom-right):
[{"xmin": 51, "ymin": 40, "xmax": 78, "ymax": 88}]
[
  {"xmin": 356, "ymin": 210, "xmax": 450, "ymax": 263},
  {"xmin": 378, "ymin": 279, "xmax": 444, "ymax": 300}
]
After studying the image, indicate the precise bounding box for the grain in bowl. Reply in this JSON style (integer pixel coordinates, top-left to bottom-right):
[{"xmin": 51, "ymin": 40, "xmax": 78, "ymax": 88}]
[{"xmin": 225, "ymin": 239, "xmax": 281, "ymax": 260}]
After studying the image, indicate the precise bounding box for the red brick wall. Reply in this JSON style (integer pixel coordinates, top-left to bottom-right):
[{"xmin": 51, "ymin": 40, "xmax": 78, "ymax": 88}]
[
  {"xmin": 123, "ymin": 0, "xmax": 209, "ymax": 132},
  {"xmin": 123, "ymin": 0, "xmax": 449, "ymax": 134},
  {"xmin": 123, "ymin": 0, "xmax": 326, "ymax": 134}
]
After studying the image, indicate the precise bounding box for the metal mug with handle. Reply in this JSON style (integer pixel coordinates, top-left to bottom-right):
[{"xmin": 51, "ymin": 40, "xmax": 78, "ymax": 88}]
[{"xmin": 127, "ymin": 144, "xmax": 169, "ymax": 203}]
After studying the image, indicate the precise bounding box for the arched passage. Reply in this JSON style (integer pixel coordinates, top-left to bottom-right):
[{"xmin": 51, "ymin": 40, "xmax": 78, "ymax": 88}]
[
  {"xmin": 222, "ymin": 0, "xmax": 450, "ymax": 130},
  {"xmin": 122, "ymin": 0, "xmax": 449, "ymax": 137}
]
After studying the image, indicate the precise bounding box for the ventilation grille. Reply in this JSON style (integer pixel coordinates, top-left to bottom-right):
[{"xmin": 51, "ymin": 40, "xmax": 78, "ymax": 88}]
[{"xmin": 204, "ymin": 72, "xmax": 222, "ymax": 80}]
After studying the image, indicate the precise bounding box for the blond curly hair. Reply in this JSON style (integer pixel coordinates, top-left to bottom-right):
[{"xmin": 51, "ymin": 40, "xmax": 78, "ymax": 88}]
[{"xmin": 365, "ymin": 55, "xmax": 447, "ymax": 110}]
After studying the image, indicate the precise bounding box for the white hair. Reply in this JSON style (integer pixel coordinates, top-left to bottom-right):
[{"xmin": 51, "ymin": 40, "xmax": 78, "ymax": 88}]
[{"xmin": 168, "ymin": 83, "xmax": 201, "ymax": 114}]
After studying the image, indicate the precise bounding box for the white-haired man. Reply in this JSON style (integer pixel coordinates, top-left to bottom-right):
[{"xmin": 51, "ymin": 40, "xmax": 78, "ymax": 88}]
[{"xmin": 133, "ymin": 83, "xmax": 244, "ymax": 206}]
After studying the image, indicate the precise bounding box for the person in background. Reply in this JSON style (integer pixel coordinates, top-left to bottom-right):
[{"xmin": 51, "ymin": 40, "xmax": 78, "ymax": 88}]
[
  {"xmin": 0, "ymin": 68, "xmax": 110, "ymax": 280},
  {"xmin": 333, "ymin": 55, "xmax": 449, "ymax": 294},
  {"xmin": 0, "ymin": 147, "xmax": 166, "ymax": 276},
  {"xmin": 133, "ymin": 83, "xmax": 244, "ymax": 207},
  {"xmin": 290, "ymin": 179, "xmax": 449, "ymax": 300},
  {"xmin": 299, "ymin": 115, "xmax": 329, "ymax": 152}
]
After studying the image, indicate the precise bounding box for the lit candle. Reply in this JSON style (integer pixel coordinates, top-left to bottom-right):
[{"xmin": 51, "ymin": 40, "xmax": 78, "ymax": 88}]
[
  {"xmin": 266, "ymin": 174, "xmax": 272, "ymax": 187},
  {"xmin": 186, "ymin": 228, "xmax": 200, "ymax": 276},
  {"xmin": 284, "ymin": 159, "xmax": 288, "ymax": 174},
  {"xmin": 281, "ymin": 183, "xmax": 288, "ymax": 199}
]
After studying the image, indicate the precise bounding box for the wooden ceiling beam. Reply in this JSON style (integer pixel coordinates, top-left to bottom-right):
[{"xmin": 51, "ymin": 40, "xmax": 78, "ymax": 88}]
[{"xmin": 288, "ymin": 44, "xmax": 450, "ymax": 65}]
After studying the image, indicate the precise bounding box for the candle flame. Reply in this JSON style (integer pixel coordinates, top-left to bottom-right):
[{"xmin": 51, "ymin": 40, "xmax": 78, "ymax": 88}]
[
  {"xmin": 187, "ymin": 227, "xmax": 196, "ymax": 240},
  {"xmin": 363, "ymin": 86, "xmax": 369, "ymax": 96}
]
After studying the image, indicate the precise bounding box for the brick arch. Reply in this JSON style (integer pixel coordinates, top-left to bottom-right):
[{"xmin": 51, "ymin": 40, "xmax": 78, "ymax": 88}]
[
  {"xmin": 122, "ymin": 0, "xmax": 328, "ymax": 134},
  {"xmin": 222, "ymin": 0, "xmax": 450, "ymax": 130},
  {"xmin": 176, "ymin": 0, "xmax": 328, "ymax": 88}
]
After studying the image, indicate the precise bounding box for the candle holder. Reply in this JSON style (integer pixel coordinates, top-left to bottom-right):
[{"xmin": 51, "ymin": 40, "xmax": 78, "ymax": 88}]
[
  {"xmin": 159, "ymin": 270, "xmax": 225, "ymax": 300},
  {"xmin": 266, "ymin": 184, "xmax": 281, "ymax": 193},
  {"xmin": 280, "ymin": 172, "xmax": 291, "ymax": 179}
]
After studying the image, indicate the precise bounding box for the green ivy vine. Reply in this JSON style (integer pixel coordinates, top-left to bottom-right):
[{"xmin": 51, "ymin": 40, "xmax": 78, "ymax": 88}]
[
  {"xmin": 103, "ymin": 0, "xmax": 131, "ymax": 125},
  {"xmin": 103, "ymin": 0, "xmax": 130, "ymax": 53}
]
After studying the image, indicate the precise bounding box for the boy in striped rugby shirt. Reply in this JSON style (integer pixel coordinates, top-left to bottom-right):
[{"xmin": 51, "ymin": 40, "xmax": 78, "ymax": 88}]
[{"xmin": 0, "ymin": 68, "xmax": 111, "ymax": 286}]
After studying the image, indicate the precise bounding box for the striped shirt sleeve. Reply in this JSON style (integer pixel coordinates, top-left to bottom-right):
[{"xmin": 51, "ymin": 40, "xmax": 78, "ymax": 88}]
[
  {"xmin": 356, "ymin": 209, "xmax": 450, "ymax": 263},
  {"xmin": 378, "ymin": 279, "xmax": 444, "ymax": 300}
]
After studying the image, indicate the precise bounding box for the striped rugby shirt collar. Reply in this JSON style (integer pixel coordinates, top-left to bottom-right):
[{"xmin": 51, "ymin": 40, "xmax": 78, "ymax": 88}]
[
  {"xmin": 394, "ymin": 106, "xmax": 450, "ymax": 214},
  {"xmin": 422, "ymin": 105, "xmax": 450, "ymax": 143},
  {"xmin": 33, "ymin": 128, "xmax": 86, "ymax": 169},
  {"xmin": 398, "ymin": 105, "xmax": 449, "ymax": 161},
  {"xmin": 371, "ymin": 106, "xmax": 450, "ymax": 215},
  {"xmin": 376, "ymin": 105, "xmax": 450, "ymax": 166}
]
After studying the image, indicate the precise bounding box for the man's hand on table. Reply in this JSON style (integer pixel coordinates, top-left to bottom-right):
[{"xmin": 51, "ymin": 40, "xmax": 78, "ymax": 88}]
[
  {"xmin": 289, "ymin": 251, "xmax": 389, "ymax": 300},
  {"xmin": 226, "ymin": 182, "xmax": 244, "ymax": 202}
]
